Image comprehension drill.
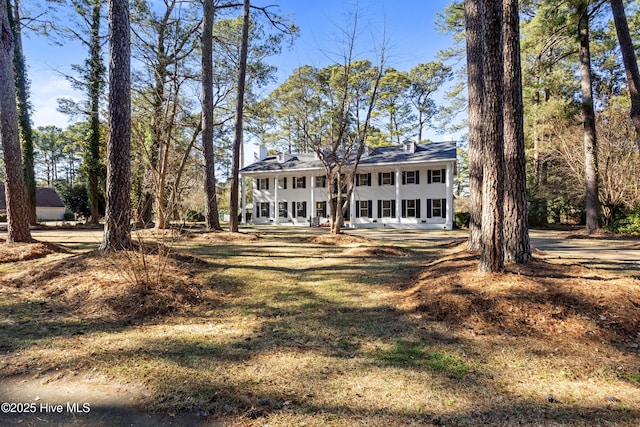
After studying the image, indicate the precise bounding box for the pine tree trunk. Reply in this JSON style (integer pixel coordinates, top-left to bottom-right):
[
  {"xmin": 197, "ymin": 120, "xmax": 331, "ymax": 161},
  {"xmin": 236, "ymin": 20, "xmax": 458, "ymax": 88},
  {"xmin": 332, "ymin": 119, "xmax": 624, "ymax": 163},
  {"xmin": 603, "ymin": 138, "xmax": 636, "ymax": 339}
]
[
  {"xmin": 229, "ymin": 0, "xmax": 250, "ymax": 233},
  {"xmin": 100, "ymin": 0, "xmax": 131, "ymax": 251},
  {"xmin": 578, "ymin": 4, "xmax": 600, "ymax": 233},
  {"xmin": 0, "ymin": 0, "xmax": 31, "ymax": 242},
  {"xmin": 479, "ymin": 0, "xmax": 504, "ymax": 272},
  {"xmin": 202, "ymin": 0, "xmax": 222, "ymax": 231},
  {"xmin": 464, "ymin": 0, "xmax": 484, "ymax": 252},
  {"xmin": 9, "ymin": 0, "xmax": 36, "ymax": 226},
  {"xmin": 610, "ymin": 0, "xmax": 640, "ymax": 150},
  {"xmin": 502, "ymin": 0, "xmax": 531, "ymax": 263}
]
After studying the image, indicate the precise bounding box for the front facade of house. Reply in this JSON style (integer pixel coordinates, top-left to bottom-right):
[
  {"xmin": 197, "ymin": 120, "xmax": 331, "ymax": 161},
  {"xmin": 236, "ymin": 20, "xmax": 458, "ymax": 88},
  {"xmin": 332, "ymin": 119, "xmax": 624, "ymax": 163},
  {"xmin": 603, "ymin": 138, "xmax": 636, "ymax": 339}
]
[{"xmin": 239, "ymin": 140, "xmax": 456, "ymax": 230}]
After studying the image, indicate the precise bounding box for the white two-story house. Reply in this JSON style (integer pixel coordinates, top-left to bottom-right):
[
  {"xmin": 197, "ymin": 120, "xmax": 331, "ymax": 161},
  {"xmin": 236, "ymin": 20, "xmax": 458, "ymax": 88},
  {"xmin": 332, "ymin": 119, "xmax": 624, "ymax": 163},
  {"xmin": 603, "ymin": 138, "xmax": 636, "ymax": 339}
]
[{"xmin": 239, "ymin": 140, "xmax": 456, "ymax": 229}]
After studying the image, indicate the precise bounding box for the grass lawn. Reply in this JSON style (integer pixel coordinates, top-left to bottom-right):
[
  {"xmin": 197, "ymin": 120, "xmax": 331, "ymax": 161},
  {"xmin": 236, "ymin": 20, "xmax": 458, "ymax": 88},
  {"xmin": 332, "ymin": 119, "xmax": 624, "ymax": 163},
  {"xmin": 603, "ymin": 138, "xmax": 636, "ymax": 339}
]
[{"xmin": 0, "ymin": 226, "xmax": 638, "ymax": 426}]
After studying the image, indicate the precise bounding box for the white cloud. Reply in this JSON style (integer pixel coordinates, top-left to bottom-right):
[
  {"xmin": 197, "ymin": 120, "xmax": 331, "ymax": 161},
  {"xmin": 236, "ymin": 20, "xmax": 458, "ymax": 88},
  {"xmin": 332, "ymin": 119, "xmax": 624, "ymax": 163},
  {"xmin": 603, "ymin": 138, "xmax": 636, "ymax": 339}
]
[{"xmin": 29, "ymin": 74, "xmax": 81, "ymax": 129}]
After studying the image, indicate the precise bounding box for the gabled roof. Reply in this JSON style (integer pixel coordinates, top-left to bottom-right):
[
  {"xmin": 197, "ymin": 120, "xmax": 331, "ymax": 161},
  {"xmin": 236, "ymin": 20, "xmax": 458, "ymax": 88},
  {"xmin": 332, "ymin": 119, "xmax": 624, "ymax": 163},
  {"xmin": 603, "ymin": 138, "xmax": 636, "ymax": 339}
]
[
  {"xmin": 240, "ymin": 140, "xmax": 456, "ymax": 174},
  {"xmin": 0, "ymin": 185, "xmax": 65, "ymax": 210}
]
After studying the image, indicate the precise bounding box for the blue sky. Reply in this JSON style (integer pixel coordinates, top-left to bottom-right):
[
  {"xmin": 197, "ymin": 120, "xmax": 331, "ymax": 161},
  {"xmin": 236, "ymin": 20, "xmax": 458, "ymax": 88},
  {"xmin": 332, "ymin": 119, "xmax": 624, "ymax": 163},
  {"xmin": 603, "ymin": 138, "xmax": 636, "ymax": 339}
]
[{"xmin": 21, "ymin": 0, "xmax": 454, "ymax": 132}]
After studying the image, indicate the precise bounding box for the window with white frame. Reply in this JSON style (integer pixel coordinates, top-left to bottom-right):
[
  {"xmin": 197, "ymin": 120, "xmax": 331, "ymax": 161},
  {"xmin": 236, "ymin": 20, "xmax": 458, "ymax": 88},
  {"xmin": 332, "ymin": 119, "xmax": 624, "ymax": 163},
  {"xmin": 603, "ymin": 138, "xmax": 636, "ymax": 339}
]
[
  {"xmin": 259, "ymin": 202, "xmax": 270, "ymax": 218},
  {"xmin": 278, "ymin": 177, "xmax": 287, "ymax": 190},
  {"xmin": 402, "ymin": 199, "xmax": 420, "ymax": 218},
  {"xmin": 315, "ymin": 175, "xmax": 327, "ymax": 188},
  {"xmin": 379, "ymin": 199, "xmax": 394, "ymax": 218},
  {"xmin": 379, "ymin": 172, "xmax": 394, "ymax": 185},
  {"xmin": 278, "ymin": 202, "xmax": 288, "ymax": 218},
  {"xmin": 432, "ymin": 199, "xmax": 442, "ymax": 217},
  {"xmin": 257, "ymin": 178, "xmax": 269, "ymax": 190},
  {"xmin": 293, "ymin": 176, "xmax": 306, "ymax": 189},
  {"xmin": 402, "ymin": 170, "xmax": 419, "ymax": 185},
  {"xmin": 295, "ymin": 201, "xmax": 307, "ymax": 218},
  {"xmin": 356, "ymin": 173, "xmax": 371, "ymax": 186},
  {"xmin": 315, "ymin": 201, "xmax": 327, "ymax": 218},
  {"xmin": 428, "ymin": 169, "xmax": 445, "ymax": 184},
  {"xmin": 426, "ymin": 199, "xmax": 447, "ymax": 218},
  {"xmin": 357, "ymin": 200, "xmax": 371, "ymax": 218}
]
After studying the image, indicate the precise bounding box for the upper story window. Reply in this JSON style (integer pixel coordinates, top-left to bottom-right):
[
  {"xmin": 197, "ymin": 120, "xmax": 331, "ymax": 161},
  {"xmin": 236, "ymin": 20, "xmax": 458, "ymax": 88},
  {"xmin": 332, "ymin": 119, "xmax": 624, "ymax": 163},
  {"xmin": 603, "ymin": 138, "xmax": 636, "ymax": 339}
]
[
  {"xmin": 257, "ymin": 178, "xmax": 269, "ymax": 190},
  {"xmin": 427, "ymin": 168, "xmax": 446, "ymax": 184},
  {"xmin": 293, "ymin": 176, "xmax": 306, "ymax": 189},
  {"xmin": 315, "ymin": 175, "xmax": 327, "ymax": 188},
  {"xmin": 278, "ymin": 177, "xmax": 287, "ymax": 190},
  {"xmin": 402, "ymin": 170, "xmax": 420, "ymax": 185},
  {"xmin": 378, "ymin": 172, "xmax": 395, "ymax": 186},
  {"xmin": 356, "ymin": 173, "xmax": 371, "ymax": 186}
]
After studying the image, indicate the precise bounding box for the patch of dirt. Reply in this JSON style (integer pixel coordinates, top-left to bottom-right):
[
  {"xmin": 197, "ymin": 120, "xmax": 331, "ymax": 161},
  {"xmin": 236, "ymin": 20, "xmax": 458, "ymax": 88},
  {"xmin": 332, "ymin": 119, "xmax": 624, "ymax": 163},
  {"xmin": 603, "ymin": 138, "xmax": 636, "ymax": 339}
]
[
  {"xmin": 184, "ymin": 230, "xmax": 260, "ymax": 242},
  {"xmin": 1, "ymin": 249, "xmax": 220, "ymax": 319},
  {"xmin": 402, "ymin": 246, "xmax": 640, "ymax": 347},
  {"xmin": 0, "ymin": 375, "xmax": 211, "ymax": 427},
  {"xmin": 0, "ymin": 241, "xmax": 69, "ymax": 263},
  {"xmin": 30, "ymin": 223, "xmax": 104, "ymax": 230},
  {"xmin": 305, "ymin": 233, "xmax": 373, "ymax": 245},
  {"xmin": 343, "ymin": 245, "xmax": 417, "ymax": 257}
]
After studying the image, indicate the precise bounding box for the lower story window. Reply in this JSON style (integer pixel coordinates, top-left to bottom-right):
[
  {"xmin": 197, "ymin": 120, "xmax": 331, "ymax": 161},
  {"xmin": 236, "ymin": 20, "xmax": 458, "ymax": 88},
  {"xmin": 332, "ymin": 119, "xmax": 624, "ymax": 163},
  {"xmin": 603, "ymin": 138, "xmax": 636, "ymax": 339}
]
[
  {"xmin": 402, "ymin": 199, "xmax": 420, "ymax": 218},
  {"xmin": 315, "ymin": 201, "xmax": 327, "ymax": 218},
  {"xmin": 279, "ymin": 202, "xmax": 288, "ymax": 218},
  {"xmin": 378, "ymin": 199, "xmax": 396, "ymax": 218},
  {"xmin": 427, "ymin": 198, "xmax": 447, "ymax": 219},
  {"xmin": 259, "ymin": 202, "xmax": 270, "ymax": 218},
  {"xmin": 356, "ymin": 200, "xmax": 372, "ymax": 218},
  {"xmin": 432, "ymin": 199, "xmax": 442, "ymax": 217},
  {"xmin": 296, "ymin": 201, "xmax": 307, "ymax": 218}
]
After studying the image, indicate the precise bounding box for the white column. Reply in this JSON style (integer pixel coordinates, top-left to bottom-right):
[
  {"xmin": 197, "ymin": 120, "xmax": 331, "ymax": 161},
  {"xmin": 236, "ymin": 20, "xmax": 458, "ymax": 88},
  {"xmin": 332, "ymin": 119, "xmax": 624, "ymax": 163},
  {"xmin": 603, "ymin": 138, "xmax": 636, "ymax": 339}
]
[
  {"xmin": 274, "ymin": 176, "xmax": 279, "ymax": 224},
  {"xmin": 395, "ymin": 167, "xmax": 401, "ymax": 224},
  {"xmin": 445, "ymin": 162, "xmax": 454, "ymax": 230},
  {"xmin": 350, "ymin": 176, "xmax": 356, "ymax": 228},
  {"xmin": 241, "ymin": 175, "xmax": 247, "ymax": 224},
  {"xmin": 310, "ymin": 173, "xmax": 315, "ymax": 222}
]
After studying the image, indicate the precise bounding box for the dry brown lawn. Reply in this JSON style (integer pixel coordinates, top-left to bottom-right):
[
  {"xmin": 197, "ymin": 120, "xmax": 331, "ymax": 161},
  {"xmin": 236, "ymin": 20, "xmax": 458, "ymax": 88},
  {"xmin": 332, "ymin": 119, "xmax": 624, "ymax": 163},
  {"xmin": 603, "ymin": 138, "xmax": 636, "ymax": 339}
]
[{"xmin": 0, "ymin": 228, "xmax": 638, "ymax": 426}]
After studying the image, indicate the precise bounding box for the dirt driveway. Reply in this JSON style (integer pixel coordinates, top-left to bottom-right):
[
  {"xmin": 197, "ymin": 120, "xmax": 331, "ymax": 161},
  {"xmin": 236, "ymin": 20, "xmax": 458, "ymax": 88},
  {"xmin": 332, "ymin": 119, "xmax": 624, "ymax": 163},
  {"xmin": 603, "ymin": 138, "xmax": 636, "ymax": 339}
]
[
  {"xmin": 344, "ymin": 227, "xmax": 639, "ymax": 275},
  {"xmin": 20, "ymin": 226, "xmax": 640, "ymax": 275}
]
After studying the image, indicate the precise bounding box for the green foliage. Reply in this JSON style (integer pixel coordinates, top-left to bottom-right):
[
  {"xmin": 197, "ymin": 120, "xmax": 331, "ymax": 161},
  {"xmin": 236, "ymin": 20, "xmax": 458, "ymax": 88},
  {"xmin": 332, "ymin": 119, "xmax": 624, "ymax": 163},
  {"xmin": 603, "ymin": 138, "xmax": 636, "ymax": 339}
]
[
  {"xmin": 0, "ymin": 214, "xmax": 6, "ymax": 222},
  {"xmin": 610, "ymin": 207, "xmax": 640, "ymax": 235},
  {"xmin": 184, "ymin": 209, "xmax": 205, "ymax": 222},
  {"xmin": 454, "ymin": 212, "xmax": 470, "ymax": 229},
  {"xmin": 375, "ymin": 67, "xmax": 414, "ymax": 144},
  {"xmin": 56, "ymin": 183, "xmax": 92, "ymax": 219},
  {"xmin": 527, "ymin": 192, "xmax": 549, "ymax": 227}
]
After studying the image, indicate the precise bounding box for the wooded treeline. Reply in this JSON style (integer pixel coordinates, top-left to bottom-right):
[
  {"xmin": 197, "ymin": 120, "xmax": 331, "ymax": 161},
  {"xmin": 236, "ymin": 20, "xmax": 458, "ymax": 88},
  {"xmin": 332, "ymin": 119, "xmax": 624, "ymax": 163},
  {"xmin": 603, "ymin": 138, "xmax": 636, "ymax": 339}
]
[
  {"xmin": 0, "ymin": 0, "xmax": 639, "ymax": 260},
  {"xmin": 440, "ymin": 0, "xmax": 640, "ymax": 237}
]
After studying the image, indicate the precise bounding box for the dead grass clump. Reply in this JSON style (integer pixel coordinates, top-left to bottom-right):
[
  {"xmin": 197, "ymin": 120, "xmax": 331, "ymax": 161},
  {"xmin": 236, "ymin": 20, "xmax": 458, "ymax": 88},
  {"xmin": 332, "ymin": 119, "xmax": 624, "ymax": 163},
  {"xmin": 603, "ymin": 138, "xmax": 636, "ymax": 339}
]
[
  {"xmin": 0, "ymin": 241, "xmax": 68, "ymax": 263},
  {"xmin": 305, "ymin": 233, "xmax": 372, "ymax": 245},
  {"xmin": 343, "ymin": 245, "xmax": 416, "ymax": 257},
  {"xmin": 3, "ymin": 250, "xmax": 218, "ymax": 318},
  {"xmin": 403, "ymin": 248, "xmax": 640, "ymax": 346},
  {"xmin": 184, "ymin": 230, "xmax": 260, "ymax": 242}
]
